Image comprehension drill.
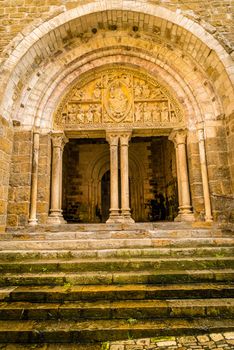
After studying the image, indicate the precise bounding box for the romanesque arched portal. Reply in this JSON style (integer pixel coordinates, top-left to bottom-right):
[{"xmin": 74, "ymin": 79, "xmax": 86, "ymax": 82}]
[
  {"xmin": 44, "ymin": 66, "xmax": 195, "ymax": 224},
  {"xmin": 0, "ymin": 1, "xmax": 233, "ymax": 230}
]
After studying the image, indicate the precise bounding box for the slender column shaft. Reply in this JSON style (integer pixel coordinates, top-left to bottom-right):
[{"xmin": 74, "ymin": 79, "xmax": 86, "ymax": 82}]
[
  {"xmin": 177, "ymin": 137, "xmax": 192, "ymax": 211},
  {"xmin": 120, "ymin": 136, "xmax": 130, "ymax": 212},
  {"xmin": 169, "ymin": 129, "xmax": 194, "ymax": 221},
  {"xmin": 106, "ymin": 134, "xmax": 119, "ymax": 221},
  {"xmin": 120, "ymin": 133, "xmax": 134, "ymax": 223},
  {"xmin": 48, "ymin": 132, "xmax": 68, "ymax": 224},
  {"xmin": 28, "ymin": 130, "xmax": 40, "ymax": 225},
  {"xmin": 197, "ymin": 125, "xmax": 213, "ymax": 222},
  {"xmin": 175, "ymin": 145, "xmax": 182, "ymax": 212},
  {"xmin": 50, "ymin": 145, "xmax": 61, "ymax": 213}
]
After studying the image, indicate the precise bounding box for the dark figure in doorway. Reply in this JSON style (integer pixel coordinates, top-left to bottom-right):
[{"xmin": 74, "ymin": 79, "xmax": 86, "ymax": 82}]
[
  {"xmin": 158, "ymin": 193, "xmax": 166, "ymax": 220},
  {"xmin": 150, "ymin": 193, "xmax": 166, "ymax": 221},
  {"xmin": 95, "ymin": 205, "xmax": 102, "ymax": 222}
]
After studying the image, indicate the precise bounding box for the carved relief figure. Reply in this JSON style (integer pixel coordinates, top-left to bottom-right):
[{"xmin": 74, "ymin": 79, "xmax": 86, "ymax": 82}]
[
  {"xmin": 109, "ymin": 82, "xmax": 128, "ymax": 115},
  {"xmin": 161, "ymin": 102, "xmax": 169, "ymax": 122},
  {"xmin": 134, "ymin": 103, "xmax": 143, "ymax": 122},
  {"xmin": 105, "ymin": 80, "xmax": 131, "ymax": 121},
  {"xmin": 152, "ymin": 104, "xmax": 161, "ymax": 122},
  {"xmin": 67, "ymin": 104, "xmax": 78, "ymax": 123},
  {"xmin": 143, "ymin": 103, "xmax": 152, "ymax": 122},
  {"xmin": 78, "ymin": 108, "xmax": 85, "ymax": 123},
  {"xmin": 73, "ymin": 89, "xmax": 83, "ymax": 100},
  {"xmin": 93, "ymin": 82, "xmax": 102, "ymax": 100},
  {"xmin": 93, "ymin": 105, "xmax": 102, "ymax": 123},
  {"xmin": 86, "ymin": 106, "xmax": 94, "ymax": 123}
]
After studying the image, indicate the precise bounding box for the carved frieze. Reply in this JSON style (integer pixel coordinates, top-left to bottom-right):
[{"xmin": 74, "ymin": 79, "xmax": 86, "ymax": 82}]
[{"xmin": 54, "ymin": 68, "xmax": 184, "ymax": 130}]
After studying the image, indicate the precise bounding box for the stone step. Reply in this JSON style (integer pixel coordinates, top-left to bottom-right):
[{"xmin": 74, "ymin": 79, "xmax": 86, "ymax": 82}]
[
  {"xmin": 0, "ymin": 318, "xmax": 233, "ymax": 343},
  {"xmin": 0, "ymin": 246, "xmax": 233, "ymax": 261},
  {"xmin": 7, "ymin": 284, "xmax": 234, "ymax": 302},
  {"xmin": 4, "ymin": 222, "xmax": 215, "ymax": 234},
  {"xmin": 2, "ymin": 228, "xmax": 231, "ymax": 241},
  {"xmin": 1, "ymin": 269, "xmax": 233, "ymax": 286},
  {"xmin": 0, "ymin": 298, "xmax": 233, "ymax": 320},
  {"xmin": 0, "ymin": 237, "xmax": 233, "ymax": 250},
  {"xmin": 0, "ymin": 257, "xmax": 233, "ymax": 273}
]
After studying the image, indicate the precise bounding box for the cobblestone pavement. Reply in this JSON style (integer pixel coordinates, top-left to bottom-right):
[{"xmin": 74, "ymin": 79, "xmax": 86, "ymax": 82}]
[
  {"xmin": 0, "ymin": 332, "xmax": 233, "ymax": 349},
  {"xmin": 108, "ymin": 332, "xmax": 234, "ymax": 349}
]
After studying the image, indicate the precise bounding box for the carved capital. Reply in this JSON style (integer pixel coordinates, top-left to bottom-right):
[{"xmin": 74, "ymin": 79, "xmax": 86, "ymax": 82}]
[
  {"xmin": 169, "ymin": 128, "xmax": 187, "ymax": 146},
  {"xmin": 197, "ymin": 128, "xmax": 205, "ymax": 142},
  {"xmin": 196, "ymin": 122, "xmax": 205, "ymax": 142},
  {"xmin": 51, "ymin": 131, "xmax": 69, "ymax": 149},
  {"xmin": 120, "ymin": 131, "xmax": 132, "ymax": 146},
  {"xmin": 106, "ymin": 132, "xmax": 119, "ymax": 147}
]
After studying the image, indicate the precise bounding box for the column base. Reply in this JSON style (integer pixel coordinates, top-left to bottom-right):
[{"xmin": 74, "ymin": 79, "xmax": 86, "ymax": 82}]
[
  {"xmin": 106, "ymin": 215, "xmax": 123, "ymax": 223},
  {"xmin": 121, "ymin": 215, "xmax": 135, "ymax": 223},
  {"xmin": 120, "ymin": 209, "xmax": 135, "ymax": 223},
  {"xmin": 205, "ymin": 216, "xmax": 213, "ymax": 223},
  {"xmin": 28, "ymin": 218, "xmax": 38, "ymax": 226},
  {"xmin": 175, "ymin": 212, "xmax": 195, "ymax": 222},
  {"xmin": 47, "ymin": 211, "xmax": 67, "ymax": 225}
]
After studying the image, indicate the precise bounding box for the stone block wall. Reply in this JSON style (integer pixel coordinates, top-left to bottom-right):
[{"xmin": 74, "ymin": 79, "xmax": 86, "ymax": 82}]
[
  {"xmin": 0, "ymin": 115, "xmax": 13, "ymax": 232},
  {"xmin": 7, "ymin": 130, "xmax": 32, "ymax": 227},
  {"xmin": 187, "ymin": 132, "xmax": 205, "ymax": 221},
  {"xmin": 226, "ymin": 111, "xmax": 234, "ymax": 192},
  {"xmin": 205, "ymin": 121, "xmax": 233, "ymax": 222},
  {"xmin": 37, "ymin": 133, "xmax": 51, "ymax": 224}
]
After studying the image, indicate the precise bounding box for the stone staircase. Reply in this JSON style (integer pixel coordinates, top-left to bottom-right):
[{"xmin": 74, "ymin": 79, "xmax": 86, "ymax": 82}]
[{"xmin": 0, "ymin": 223, "xmax": 233, "ymax": 347}]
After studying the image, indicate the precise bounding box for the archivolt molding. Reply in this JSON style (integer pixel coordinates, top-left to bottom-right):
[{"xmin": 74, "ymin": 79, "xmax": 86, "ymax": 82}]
[
  {"xmin": 0, "ymin": 1, "xmax": 233, "ymax": 124},
  {"xmin": 37, "ymin": 54, "xmax": 220, "ymax": 130},
  {"xmin": 13, "ymin": 38, "xmax": 223, "ymax": 131},
  {"xmin": 1, "ymin": 1, "xmax": 231, "ymax": 70}
]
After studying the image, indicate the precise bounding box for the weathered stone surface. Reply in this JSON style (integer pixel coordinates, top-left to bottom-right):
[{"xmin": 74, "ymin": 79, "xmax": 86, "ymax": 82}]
[
  {"xmin": 0, "ymin": 115, "xmax": 13, "ymax": 232},
  {"xmin": 6, "ymin": 130, "xmax": 32, "ymax": 227}
]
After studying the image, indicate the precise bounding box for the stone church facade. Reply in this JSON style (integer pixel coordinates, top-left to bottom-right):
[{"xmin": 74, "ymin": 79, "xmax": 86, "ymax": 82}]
[{"xmin": 0, "ymin": 0, "xmax": 233, "ymax": 231}]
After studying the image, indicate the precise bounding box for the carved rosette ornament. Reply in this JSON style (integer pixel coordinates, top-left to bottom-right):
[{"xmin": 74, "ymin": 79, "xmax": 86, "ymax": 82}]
[{"xmin": 54, "ymin": 68, "xmax": 184, "ymax": 130}]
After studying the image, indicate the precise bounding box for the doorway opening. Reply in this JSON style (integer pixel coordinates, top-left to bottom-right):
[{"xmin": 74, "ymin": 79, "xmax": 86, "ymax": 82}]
[
  {"xmin": 101, "ymin": 170, "xmax": 110, "ymax": 223},
  {"xmin": 62, "ymin": 136, "xmax": 178, "ymax": 223}
]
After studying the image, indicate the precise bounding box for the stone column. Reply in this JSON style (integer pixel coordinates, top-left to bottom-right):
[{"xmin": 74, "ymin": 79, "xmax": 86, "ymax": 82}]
[
  {"xmin": 197, "ymin": 123, "xmax": 213, "ymax": 222},
  {"xmin": 106, "ymin": 133, "xmax": 120, "ymax": 223},
  {"xmin": 28, "ymin": 129, "xmax": 40, "ymax": 225},
  {"xmin": 120, "ymin": 133, "xmax": 134, "ymax": 223},
  {"xmin": 47, "ymin": 131, "xmax": 68, "ymax": 224},
  {"xmin": 169, "ymin": 129, "xmax": 194, "ymax": 222},
  {"xmin": 174, "ymin": 144, "xmax": 182, "ymax": 217}
]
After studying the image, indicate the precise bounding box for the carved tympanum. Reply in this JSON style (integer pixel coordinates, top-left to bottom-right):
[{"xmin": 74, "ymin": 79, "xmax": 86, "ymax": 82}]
[{"xmin": 54, "ymin": 68, "xmax": 184, "ymax": 129}]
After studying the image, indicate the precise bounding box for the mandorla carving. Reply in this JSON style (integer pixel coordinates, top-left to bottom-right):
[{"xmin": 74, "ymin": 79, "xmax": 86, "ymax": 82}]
[{"xmin": 54, "ymin": 68, "xmax": 184, "ymax": 129}]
